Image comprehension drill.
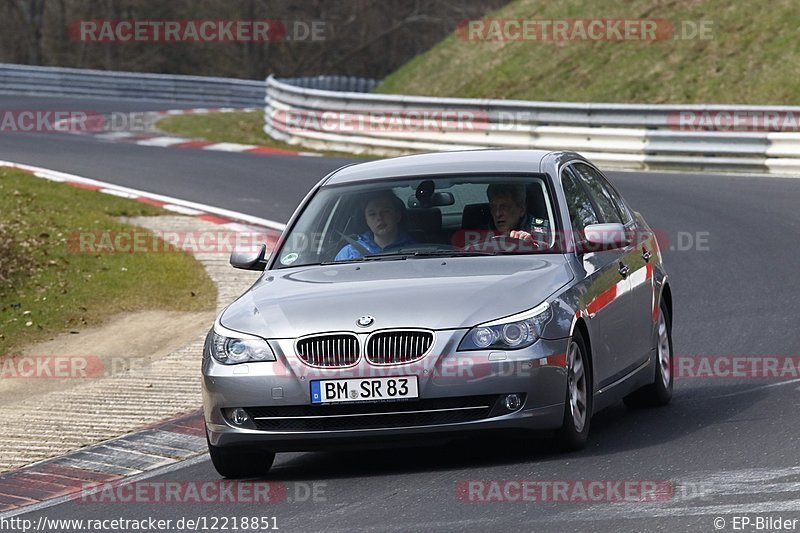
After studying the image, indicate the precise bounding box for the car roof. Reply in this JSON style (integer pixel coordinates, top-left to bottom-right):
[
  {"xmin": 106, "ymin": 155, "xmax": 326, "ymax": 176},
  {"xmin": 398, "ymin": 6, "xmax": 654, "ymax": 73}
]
[{"xmin": 323, "ymin": 149, "xmax": 582, "ymax": 185}]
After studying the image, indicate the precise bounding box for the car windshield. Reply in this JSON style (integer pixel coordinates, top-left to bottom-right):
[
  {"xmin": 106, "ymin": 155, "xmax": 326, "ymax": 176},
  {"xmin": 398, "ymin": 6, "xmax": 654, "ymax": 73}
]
[{"xmin": 273, "ymin": 174, "xmax": 560, "ymax": 268}]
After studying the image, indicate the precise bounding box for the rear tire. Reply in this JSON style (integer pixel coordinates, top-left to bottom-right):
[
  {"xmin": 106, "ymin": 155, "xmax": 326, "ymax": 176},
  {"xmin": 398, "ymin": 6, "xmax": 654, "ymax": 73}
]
[
  {"xmin": 207, "ymin": 432, "xmax": 275, "ymax": 478},
  {"xmin": 557, "ymin": 330, "xmax": 592, "ymax": 451},
  {"xmin": 623, "ymin": 299, "xmax": 673, "ymax": 408}
]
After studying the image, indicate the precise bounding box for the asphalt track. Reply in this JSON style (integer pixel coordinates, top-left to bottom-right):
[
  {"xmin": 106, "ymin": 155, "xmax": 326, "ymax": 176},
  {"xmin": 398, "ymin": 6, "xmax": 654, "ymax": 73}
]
[{"xmin": 2, "ymin": 95, "xmax": 800, "ymax": 532}]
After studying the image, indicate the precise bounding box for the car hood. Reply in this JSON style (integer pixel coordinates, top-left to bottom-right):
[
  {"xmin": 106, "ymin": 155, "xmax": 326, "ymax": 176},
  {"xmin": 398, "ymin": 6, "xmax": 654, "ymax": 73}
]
[{"xmin": 220, "ymin": 255, "xmax": 573, "ymax": 338}]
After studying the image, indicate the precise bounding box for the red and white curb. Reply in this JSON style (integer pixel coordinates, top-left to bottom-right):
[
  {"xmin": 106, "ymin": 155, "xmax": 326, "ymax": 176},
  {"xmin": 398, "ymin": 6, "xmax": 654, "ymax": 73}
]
[
  {"xmin": 0, "ymin": 161, "xmax": 289, "ymax": 514},
  {"xmin": 62, "ymin": 107, "xmax": 321, "ymax": 157},
  {"xmin": 0, "ymin": 159, "xmax": 286, "ymax": 236},
  {"xmin": 0, "ymin": 411, "xmax": 206, "ymax": 514}
]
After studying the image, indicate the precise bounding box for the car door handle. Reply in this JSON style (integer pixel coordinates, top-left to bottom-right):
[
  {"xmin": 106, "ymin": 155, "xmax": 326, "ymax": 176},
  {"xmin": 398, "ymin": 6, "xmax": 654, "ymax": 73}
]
[
  {"xmin": 618, "ymin": 262, "xmax": 629, "ymax": 279},
  {"xmin": 642, "ymin": 247, "xmax": 652, "ymax": 263}
]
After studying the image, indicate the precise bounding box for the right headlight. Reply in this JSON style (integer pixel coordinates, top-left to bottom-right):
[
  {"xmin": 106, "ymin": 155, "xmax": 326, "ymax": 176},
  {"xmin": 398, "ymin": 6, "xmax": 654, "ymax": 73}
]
[
  {"xmin": 458, "ymin": 302, "xmax": 552, "ymax": 351},
  {"xmin": 208, "ymin": 322, "xmax": 276, "ymax": 365}
]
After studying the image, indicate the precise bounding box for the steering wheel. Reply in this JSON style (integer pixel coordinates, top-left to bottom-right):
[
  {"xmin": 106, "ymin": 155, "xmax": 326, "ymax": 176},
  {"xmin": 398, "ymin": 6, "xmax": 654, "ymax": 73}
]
[{"xmin": 488, "ymin": 234, "xmax": 540, "ymax": 252}]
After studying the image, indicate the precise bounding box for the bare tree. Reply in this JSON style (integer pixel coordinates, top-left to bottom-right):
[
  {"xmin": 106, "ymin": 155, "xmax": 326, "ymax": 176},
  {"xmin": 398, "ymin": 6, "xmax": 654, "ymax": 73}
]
[
  {"xmin": 0, "ymin": 0, "xmax": 509, "ymax": 78},
  {"xmin": 11, "ymin": 0, "xmax": 47, "ymax": 64}
]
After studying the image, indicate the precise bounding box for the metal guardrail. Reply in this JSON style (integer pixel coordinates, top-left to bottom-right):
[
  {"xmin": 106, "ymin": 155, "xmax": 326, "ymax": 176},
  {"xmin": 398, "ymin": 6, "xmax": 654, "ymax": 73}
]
[
  {"xmin": 265, "ymin": 75, "xmax": 800, "ymax": 174},
  {"xmin": 278, "ymin": 76, "xmax": 380, "ymax": 93},
  {"xmin": 0, "ymin": 63, "xmax": 263, "ymax": 107},
  {"xmin": 0, "ymin": 64, "xmax": 796, "ymax": 174}
]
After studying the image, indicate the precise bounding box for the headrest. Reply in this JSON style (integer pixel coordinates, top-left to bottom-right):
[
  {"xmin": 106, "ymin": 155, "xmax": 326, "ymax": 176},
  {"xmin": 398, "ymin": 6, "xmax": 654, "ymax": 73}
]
[
  {"xmin": 461, "ymin": 203, "xmax": 491, "ymax": 230},
  {"xmin": 407, "ymin": 207, "xmax": 442, "ymax": 234}
]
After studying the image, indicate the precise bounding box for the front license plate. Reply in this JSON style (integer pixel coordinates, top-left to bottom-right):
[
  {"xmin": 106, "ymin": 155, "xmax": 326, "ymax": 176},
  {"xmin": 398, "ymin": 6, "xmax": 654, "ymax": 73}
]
[{"xmin": 310, "ymin": 376, "xmax": 419, "ymax": 404}]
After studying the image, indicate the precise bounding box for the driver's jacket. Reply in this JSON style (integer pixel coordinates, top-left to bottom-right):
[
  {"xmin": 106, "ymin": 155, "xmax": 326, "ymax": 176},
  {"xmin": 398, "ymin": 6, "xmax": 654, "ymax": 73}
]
[{"xmin": 334, "ymin": 231, "xmax": 416, "ymax": 261}]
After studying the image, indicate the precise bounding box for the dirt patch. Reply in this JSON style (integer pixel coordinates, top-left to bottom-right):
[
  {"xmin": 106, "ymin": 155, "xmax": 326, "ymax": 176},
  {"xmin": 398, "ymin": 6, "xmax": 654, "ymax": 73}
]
[{"xmin": 0, "ymin": 310, "xmax": 214, "ymax": 404}]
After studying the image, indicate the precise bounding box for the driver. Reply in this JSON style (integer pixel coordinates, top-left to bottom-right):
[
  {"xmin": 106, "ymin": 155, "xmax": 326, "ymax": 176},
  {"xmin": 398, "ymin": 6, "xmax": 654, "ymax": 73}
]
[
  {"xmin": 487, "ymin": 183, "xmax": 541, "ymax": 245},
  {"xmin": 335, "ymin": 190, "xmax": 416, "ymax": 260}
]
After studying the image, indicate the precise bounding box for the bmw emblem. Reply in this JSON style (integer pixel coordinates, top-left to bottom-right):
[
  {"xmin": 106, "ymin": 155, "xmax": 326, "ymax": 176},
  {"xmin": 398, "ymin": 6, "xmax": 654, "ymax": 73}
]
[{"xmin": 357, "ymin": 315, "xmax": 374, "ymax": 327}]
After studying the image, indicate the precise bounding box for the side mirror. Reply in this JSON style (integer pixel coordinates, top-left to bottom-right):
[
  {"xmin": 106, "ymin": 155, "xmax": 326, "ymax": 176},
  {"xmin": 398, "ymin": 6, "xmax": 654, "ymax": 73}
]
[
  {"xmin": 230, "ymin": 243, "xmax": 268, "ymax": 271},
  {"xmin": 577, "ymin": 223, "xmax": 630, "ymax": 253}
]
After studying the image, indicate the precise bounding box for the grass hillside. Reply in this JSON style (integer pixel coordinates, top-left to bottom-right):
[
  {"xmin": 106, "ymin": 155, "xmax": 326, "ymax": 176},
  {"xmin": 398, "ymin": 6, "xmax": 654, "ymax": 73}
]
[
  {"xmin": 376, "ymin": 0, "xmax": 800, "ymax": 104},
  {"xmin": 0, "ymin": 168, "xmax": 216, "ymax": 355}
]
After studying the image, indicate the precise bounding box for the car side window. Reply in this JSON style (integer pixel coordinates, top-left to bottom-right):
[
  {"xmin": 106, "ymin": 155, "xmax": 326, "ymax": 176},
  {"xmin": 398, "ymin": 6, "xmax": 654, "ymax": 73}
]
[
  {"xmin": 603, "ymin": 181, "xmax": 633, "ymax": 225},
  {"xmin": 572, "ymin": 163, "xmax": 624, "ymax": 224},
  {"xmin": 561, "ymin": 168, "xmax": 599, "ymax": 233}
]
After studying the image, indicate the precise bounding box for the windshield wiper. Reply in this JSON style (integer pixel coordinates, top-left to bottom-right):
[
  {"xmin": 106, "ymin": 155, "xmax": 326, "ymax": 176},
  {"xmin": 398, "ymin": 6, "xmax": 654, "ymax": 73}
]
[
  {"xmin": 319, "ymin": 249, "xmax": 500, "ymax": 265},
  {"xmin": 320, "ymin": 255, "xmax": 408, "ymax": 265},
  {"xmin": 365, "ymin": 250, "xmax": 499, "ymax": 259},
  {"xmin": 409, "ymin": 250, "xmax": 498, "ymax": 257}
]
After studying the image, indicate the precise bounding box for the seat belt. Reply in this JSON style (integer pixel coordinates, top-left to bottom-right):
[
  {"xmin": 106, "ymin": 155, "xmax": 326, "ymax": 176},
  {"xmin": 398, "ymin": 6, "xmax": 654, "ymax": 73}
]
[{"xmin": 336, "ymin": 231, "xmax": 372, "ymax": 257}]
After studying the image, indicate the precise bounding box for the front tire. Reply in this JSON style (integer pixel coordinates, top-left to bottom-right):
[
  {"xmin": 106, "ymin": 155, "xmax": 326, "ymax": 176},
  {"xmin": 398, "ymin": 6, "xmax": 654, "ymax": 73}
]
[
  {"xmin": 557, "ymin": 331, "xmax": 592, "ymax": 450},
  {"xmin": 207, "ymin": 432, "xmax": 275, "ymax": 478},
  {"xmin": 623, "ymin": 299, "xmax": 673, "ymax": 408}
]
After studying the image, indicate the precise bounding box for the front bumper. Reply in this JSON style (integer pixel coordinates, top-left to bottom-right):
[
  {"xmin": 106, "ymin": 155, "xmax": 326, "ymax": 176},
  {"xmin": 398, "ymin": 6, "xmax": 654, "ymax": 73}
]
[{"xmin": 202, "ymin": 331, "xmax": 569, "ymax": 451}]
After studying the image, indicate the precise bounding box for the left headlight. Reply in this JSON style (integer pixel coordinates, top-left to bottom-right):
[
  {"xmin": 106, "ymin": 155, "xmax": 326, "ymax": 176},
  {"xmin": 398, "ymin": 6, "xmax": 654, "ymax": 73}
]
[
  {"xmin": 458, "ymin": 302, "xmax": 552, "ymax": 351},
  {"xmin": 209, "ymin": 323, "xmax": 276, "ymax": 365}
]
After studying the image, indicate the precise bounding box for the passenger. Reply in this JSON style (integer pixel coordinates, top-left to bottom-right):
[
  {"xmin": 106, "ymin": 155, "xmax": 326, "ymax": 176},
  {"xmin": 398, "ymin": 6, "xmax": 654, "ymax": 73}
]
[
  {"xmin": 486, "ymin": 183, "xmax": 542, "ymax": 247},
  {"xmin": 335, "ymin": 190, "xmax": 416, "ymax": 260}
]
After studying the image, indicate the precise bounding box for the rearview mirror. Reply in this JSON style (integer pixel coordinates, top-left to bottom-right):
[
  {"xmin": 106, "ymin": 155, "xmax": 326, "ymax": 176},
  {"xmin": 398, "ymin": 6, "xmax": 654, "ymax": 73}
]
[
  {"xmin": 577, "ymin": 223, "xmax": 630, "ymax": 253},
  {"xmin": 230, "ymin": 243, "xmax": 268, "ymax": 271},
  {"xmin": 407, "ymin": 191, "xmax": 455, "ymax": 208}
]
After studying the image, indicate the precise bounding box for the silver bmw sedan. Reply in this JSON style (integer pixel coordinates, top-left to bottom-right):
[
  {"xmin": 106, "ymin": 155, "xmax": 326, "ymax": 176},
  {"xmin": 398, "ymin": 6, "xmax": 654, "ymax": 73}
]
[{"xmin": 202, "ymin": 149, "xmax": 673, "ymax": 478}]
